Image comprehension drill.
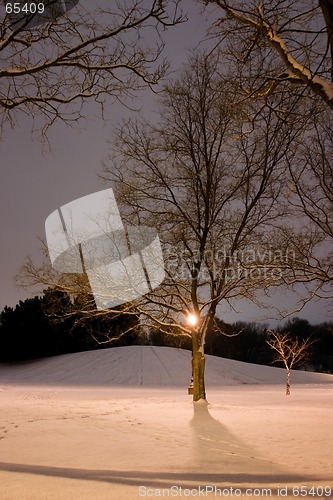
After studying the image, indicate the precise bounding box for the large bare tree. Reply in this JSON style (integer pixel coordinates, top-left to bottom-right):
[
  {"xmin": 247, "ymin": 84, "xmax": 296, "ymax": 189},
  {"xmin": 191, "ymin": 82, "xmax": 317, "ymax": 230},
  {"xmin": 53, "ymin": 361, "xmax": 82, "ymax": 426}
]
[
  {"xmin": 0, "ymin": 0, "xmax": 182, "ymax": 132},
  {"xmin": 101, "ymin": 53, "xmax": 311, "ymax": 401},
  {"xmin": 201, "ymin": 0, "xmax": 333, "ymax": 108}
]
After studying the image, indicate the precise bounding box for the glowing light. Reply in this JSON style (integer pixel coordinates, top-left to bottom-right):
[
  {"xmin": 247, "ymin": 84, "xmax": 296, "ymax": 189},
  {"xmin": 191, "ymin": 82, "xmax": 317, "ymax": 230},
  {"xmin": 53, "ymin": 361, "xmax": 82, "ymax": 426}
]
[{"xmin": 187, "ymin": 313, "xmax": 198, "ymax": 326}]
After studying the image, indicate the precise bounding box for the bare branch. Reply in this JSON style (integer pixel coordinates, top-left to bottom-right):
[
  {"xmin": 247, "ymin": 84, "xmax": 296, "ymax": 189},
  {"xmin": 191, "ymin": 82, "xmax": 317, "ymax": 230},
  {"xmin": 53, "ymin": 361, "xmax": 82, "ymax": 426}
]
[
  {"xmin": 203, "ymin": 0, "xmax": 333, "ymax": 107},
  {"xmin": 0, "ymin": 0, "xmax": 184, "ymax": 133}
]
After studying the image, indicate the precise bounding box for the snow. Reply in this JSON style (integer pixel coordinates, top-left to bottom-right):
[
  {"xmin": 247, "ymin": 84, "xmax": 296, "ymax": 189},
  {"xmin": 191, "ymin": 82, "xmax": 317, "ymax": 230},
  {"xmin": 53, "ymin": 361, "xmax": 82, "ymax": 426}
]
[
  {"xmin": 270, "ymin": 31, "xmax": 333, "ymax": 102},
  {"xmin": 0, "ymin": 346, "xmax": 332, "ymax": 499}
]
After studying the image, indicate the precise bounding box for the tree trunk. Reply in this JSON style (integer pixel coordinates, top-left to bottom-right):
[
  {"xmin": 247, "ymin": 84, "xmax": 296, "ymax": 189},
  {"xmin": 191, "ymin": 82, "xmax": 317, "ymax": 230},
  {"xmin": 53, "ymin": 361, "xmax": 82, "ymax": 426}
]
[
  {"xmin": 192, "ymin": 330, "xmax": 206, "ymax": 402},
  {"xmin": 286, "ymin": 368, "xmax": 291, "ymax": 396}
]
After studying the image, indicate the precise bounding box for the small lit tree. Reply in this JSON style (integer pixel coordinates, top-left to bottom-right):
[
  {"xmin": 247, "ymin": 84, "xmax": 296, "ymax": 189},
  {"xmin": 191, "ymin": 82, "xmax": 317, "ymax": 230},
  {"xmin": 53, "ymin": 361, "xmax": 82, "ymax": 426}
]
[{"xmin": 267, "ymin": 332, "xmax": 316, "ymax": 395}]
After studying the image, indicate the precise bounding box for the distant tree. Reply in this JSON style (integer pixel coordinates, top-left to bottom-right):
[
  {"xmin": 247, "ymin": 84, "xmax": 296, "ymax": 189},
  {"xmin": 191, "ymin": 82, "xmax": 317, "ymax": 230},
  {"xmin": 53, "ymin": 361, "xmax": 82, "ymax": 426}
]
[
  {"xmin": 41, "ymin": 287, "xmax": 88, "ymax": 354},
  {"xmin": 209, "ymin": 320, "xmax": 271, "ymax": 365},
  {"xmin": 42, "ymin": 286, "xmax": 141, "ymax": 351},
  {"xmin": 0, "ymin": 288, "xmax": 141, "ymax": 361},
  {"xmin": 312, "ymin": 322, "xmax": 333, "ymax": 372},
  {"xmin": 279, "ymin": 317, "xmax": 313, "ymax": 342},
  {"xmin": 148, "ymin": 324, "xmax": 191, "ymax": 350},
  {"xmin": 0, "ymin": 296, "xmax": 57, "ymax": 361},
  {"xmin": 267, "ymin": 331, "xmax": 317, "ymax": 395}
]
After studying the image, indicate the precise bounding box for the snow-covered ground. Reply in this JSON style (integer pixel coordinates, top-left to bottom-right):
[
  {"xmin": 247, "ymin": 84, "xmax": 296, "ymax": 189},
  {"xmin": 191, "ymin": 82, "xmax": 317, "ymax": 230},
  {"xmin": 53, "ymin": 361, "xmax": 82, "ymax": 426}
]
[{"xmin": 0, "ymin": 346, "xmax": 332, "ymax": 499}]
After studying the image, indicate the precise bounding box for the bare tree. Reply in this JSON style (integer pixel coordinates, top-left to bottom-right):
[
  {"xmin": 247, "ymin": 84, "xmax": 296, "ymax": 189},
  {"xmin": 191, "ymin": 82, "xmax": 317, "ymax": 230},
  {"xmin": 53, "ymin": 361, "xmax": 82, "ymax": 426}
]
[
  {"xmin": 198, "ymin": 1, "xmax": 333, "ymax": 310},
  {"xmin": 201, "ymin": 0, "xmax": 333, "ymax": 108},
  {"xmin": 267, "ymin": 331, "xmax": 316, "ymax": 395},
  {"xmin": 101, "ymin": 52, "xmax": 311, "ymax": 401},
  {"xmin": 0, "ymin": 0, "xmax": 183, "ymax": 133},
  {"xmin": 17, "ymin": 53, "xmax": 317, "ymax": 401},
  {"xmin": 287, "ymin": 109, "xmax": 333, "ymax": 295}
]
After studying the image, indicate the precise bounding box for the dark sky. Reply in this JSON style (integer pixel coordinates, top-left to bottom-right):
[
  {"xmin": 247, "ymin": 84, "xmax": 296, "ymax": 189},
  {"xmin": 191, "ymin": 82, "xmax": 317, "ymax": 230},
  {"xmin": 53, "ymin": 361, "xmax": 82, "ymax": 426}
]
[{"xmin": 0, "ymin": 1, "xmax": 331, "ymax": 326}]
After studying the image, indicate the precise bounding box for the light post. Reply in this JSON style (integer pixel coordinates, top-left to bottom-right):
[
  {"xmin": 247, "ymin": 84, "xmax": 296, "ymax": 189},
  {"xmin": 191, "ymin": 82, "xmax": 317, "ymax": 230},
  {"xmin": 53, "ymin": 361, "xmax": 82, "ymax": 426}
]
[{"xmin": 187, "ymin": 312, "xmax": 198, "ymax": 395}]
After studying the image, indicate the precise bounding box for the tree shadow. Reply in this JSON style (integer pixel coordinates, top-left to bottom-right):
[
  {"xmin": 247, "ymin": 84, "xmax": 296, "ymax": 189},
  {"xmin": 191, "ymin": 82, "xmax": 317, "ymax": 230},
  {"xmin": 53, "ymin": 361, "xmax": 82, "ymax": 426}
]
[
  {"xmin": 189, "ymin": 401, "xmax": 302, "ymax": 482},
  {"xmin": 0, "ymin": 461, "xmax": 317, "ymax": 491}
]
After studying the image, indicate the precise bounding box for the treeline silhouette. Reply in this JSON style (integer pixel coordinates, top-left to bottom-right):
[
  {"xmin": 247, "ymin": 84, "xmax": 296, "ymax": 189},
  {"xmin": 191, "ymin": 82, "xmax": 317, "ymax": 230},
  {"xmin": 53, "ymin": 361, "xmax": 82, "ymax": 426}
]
[
  {"xmin": 148, "ymin": 317, "xmax": 333, "ymax": 374},
  {"xmin": 0, "ymin": 288, "xmax": 140, "ymax": 361},
  {"xmin": 1, "ymin": 289, "xmax": 332, "ymax": 373}
]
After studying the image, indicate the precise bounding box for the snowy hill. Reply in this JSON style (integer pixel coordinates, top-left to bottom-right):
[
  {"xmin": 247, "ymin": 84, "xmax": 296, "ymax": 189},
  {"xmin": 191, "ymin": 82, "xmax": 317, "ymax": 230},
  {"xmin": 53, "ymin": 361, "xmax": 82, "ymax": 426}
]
[{"xmin": 0, "ymin": 345, "xmax": 331, "ymax": 387}]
